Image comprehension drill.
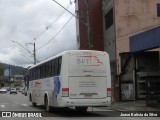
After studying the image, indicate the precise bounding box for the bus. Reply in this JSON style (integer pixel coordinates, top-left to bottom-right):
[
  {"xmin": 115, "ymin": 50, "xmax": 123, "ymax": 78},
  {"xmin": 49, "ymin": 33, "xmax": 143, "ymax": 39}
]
[{"xmin": 25, "ymin": 50, "xmax": 112, "ymax": 112}]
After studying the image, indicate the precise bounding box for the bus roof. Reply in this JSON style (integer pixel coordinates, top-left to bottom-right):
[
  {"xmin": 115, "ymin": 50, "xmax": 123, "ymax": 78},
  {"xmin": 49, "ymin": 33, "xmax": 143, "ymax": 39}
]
[{"xmin": 28, "ymin": 50, "xmax": 107, "ymax": 70}]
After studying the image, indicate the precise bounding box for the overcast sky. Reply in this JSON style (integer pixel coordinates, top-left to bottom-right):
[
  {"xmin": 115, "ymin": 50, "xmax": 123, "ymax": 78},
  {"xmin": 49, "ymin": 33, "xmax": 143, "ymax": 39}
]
[{"xmin": 0, "ymin": 0, "xmax": 77, "ymax": 68}]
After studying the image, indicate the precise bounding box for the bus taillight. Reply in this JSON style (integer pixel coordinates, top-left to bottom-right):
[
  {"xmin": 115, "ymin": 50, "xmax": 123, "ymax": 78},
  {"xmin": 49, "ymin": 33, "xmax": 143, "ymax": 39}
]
[
  {"xmin": 62, "ymin": 88, "xmax": 69, "ymax": 97},
  {"xmin": 107, "ymin": 88, "xmax": 112, "ymax": 97}
]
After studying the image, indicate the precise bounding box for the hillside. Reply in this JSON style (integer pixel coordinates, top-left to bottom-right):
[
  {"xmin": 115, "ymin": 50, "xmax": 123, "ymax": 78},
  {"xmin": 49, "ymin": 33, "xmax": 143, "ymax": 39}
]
[{"xmin": 0, "ymin": 63, "xmax": 27, "ymax": 76}]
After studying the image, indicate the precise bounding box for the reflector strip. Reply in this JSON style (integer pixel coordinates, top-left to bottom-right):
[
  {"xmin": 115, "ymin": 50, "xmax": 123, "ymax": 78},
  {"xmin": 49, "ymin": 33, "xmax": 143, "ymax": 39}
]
[
  {"xmin": 62, "ymin": 88, "xmax": 69, "ymax": 91},
  {"xmin": 107, "ymin": 88, "xmax": 112, "ymax": 91},
  {"xmin": 107, "ymin": 88, "xmax": 112, "ymax": 97}
]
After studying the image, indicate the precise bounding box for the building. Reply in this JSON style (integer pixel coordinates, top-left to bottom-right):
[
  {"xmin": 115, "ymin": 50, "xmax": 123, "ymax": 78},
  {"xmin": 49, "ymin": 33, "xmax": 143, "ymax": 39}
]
[
  {"xmin": 75, "ymin": 0, "xmax": 104, "ymax": 50},
  {"xmin": 0, "ymin": 75, "xmax": 24, "ymax": 88},
  {"xmin": 0, "ymin": 76, "xmax": 9, "ymax": 88},
  {"xmin": 13, "ymin": 75, "xmax": 24, "ymax": 87},
  {"xmin": 76, "ymin": 0, "xmax": 160, "ymax": 104},
  {"xmin": 102, "ymin": 0, "xmax": 160, "ymax": 102}
]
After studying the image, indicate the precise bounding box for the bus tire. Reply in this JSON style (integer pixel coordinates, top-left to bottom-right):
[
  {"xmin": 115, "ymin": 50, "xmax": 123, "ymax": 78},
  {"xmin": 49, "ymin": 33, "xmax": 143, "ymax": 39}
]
[
  {"xmin": 75, "ymin": 107, "xmax": 88, "ymax": 112},
  {"xmin": 45, "ymin": 96, "xmax": 51, "ymax": 112},
  {"xmin": 32, "ymin": 102, "xmax": 37, "ymax": 107},
  {"xmin": 30, "ymin": 94, "xmax": 36, "ymax": 107}
]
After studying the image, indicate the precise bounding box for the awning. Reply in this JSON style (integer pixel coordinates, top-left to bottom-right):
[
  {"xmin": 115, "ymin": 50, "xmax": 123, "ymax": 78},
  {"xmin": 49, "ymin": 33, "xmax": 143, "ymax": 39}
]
[{"xmin": 129, "ymin": 26, "xmax": 160, "ymax": 52}]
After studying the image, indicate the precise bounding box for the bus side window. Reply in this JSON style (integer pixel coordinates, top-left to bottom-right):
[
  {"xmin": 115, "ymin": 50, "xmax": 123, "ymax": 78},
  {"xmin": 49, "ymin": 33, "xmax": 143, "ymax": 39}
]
[
  {"xmin": 34, "ymin": 68, "xmax": 37, "ymax": 80},
  {"xmin": 46, "ymin": 62, "xmax": 50, "ymax": 77},
  {"xmin": 44, "ymin": 63, "xmax": 48, "ymax": 77},
  {"xmin": 33, "ymin": 68, "xmax": 36, "ymax": 80},
  {"xmin": 31, "ymin": 69, "xmax": 33, "ymax": 80},
  {"xmin": 43, "ymin": 64, "xmax": 46, "ymax": 78},
  {"xmin": 37, "ymin": 67, "xmax": 40, "ymax": 79},
  {"xmin": 41, "ymin": 65, "xmax": 44, "ymax": 79},
  {"xmin": 55, "ymin": 58, "xmax": 58, "ymax": 76},
  {"xmin": 40, "ymin": 65, "xmax": 42, "ymax": 79},
  {"xmin": 49, "ymin": 61, "xmax": 52, "ymax": 77},
  {"xmin": 58, "ymin": 57, "xmax": 62, "ymax": 74},
  {"xmin": 51, "ymin": 60, "xmax": 55, "ymax": 76}
]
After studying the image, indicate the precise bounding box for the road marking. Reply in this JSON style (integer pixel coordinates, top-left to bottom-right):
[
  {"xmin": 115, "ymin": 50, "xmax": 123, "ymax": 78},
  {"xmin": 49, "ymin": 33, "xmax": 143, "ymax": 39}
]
[
  {"xmin": 22, "ymin": 104, "xmax": 28, "ymax": 107},
  {"xmin": 0, "ymin": 105, "xmax": 5, "ymax": 108}
]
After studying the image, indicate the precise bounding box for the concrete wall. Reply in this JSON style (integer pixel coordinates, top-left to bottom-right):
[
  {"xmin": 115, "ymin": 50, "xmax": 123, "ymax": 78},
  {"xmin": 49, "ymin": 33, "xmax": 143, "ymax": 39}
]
[
  {"xmin": 103, "ymin": 0, "xmax": 116, "ymax": 62},
  {"xmin": 102, "ymin": 0, "xmax": 117, "ymax": 101},
  {"xmin": 103, "ymin": 0, "xmax": 160, "ymax": 101},
  {"xmin": 114, "ymin": 0, "xmax": 160, "ymax": 74}
]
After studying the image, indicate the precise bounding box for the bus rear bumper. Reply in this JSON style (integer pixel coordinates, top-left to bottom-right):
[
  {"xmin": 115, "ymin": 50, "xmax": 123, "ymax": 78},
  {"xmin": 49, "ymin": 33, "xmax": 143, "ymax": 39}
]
[{"xmin": 61, "ymin": 97, "xmax": 111, "ymax": 107}]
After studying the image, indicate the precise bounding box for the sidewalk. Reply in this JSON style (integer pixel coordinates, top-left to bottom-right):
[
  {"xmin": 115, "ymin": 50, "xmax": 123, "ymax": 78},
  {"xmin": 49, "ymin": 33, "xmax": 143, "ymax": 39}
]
[{"xmin": 109, "ymin": 100, "xmax": 160, "ymax": 111}]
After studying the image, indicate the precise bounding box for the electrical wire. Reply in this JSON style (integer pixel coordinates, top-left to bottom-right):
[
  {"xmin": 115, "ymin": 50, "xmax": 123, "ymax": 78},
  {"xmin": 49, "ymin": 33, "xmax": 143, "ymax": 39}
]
[
  {"xmin": 46, "ymin": 3, "xmax": 72, "ymax": 30},
  {"xmin": 52, "ymin": 0, "xmax": 87, "ymax": 27},
  {"xmin": 36, "ymin": 14, "xmax": 74, "ymax": 51},
  {"xmin": 25, "ymin": 43, "xmax": 33, "ymax": 55},
  {"xmin": 11, "ymin": 40, "xmax": 34, "ymax": 57},
  {"xmin": 33, "ymin": 2, "xmax": 72, "ymax": 42}
]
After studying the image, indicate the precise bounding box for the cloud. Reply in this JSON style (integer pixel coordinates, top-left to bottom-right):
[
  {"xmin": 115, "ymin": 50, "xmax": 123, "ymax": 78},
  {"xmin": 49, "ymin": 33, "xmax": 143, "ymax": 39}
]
[{"xmin": 0, "ymin": 0, "xmax": 77, "ymax": 68}]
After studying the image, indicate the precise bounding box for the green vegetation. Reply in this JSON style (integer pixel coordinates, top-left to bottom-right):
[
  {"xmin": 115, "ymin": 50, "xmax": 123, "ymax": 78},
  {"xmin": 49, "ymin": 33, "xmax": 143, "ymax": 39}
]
[{"xmin": 0, "ymin": 63, "xmax": 27, "ymax": 76}]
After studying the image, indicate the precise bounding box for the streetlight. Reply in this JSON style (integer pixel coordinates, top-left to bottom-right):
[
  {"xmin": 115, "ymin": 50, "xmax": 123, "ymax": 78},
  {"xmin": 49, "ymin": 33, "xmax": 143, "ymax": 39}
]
[
  {"xmin": 11, "ymin": 40, "xmax": 36, "ymax": 65},
  {"xmin": 11, "ymin": 40, "xmax": 33, "ymax": 55}
]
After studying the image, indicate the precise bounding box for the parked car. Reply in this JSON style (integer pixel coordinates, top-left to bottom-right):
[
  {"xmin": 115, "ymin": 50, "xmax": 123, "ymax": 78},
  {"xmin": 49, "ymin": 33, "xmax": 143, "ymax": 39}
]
[
  {"xmin": 0, "ymin": 88, "xmax": 7, "ymax": 93},
  {"xmin": 10, "ymin": 88, "xmax": 17, "ymax": 94}
]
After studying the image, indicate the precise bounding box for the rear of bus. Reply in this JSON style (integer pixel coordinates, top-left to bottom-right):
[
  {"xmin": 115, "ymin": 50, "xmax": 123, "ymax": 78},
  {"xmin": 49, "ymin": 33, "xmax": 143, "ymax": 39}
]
[{"xmin": 61, "ymin": 50, "xmax": 111, "ymax": 110}]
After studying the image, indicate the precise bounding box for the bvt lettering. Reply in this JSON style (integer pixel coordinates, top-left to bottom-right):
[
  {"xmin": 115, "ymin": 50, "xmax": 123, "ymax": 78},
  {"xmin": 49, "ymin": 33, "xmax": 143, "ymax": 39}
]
[{"xmin": 77, "ymin": 58, "xmax": 91, "ymax": 64}]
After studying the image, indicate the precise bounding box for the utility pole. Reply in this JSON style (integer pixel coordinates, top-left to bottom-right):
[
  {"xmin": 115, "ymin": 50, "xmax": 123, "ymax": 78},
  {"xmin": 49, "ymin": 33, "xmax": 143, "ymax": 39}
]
[
  {"xmin": 86, "ymin": 0, "xmax": 91, "ymax": 49},
  {"xmin": 12, "ymin": 40, "xmax": 37, "ymax": 65},
  {"xmin": 25, "ymin": 42, "xmax": 36, "ymax": 65},
  {"xmin": 9, "ymin": 65, "xmax": 11, "ymax": 89},
  {"xmin": 33, "ymin": 43, "xmax": 36, "ymax": 65},
  {"xmin": 52, "ymin": 0, "xmax": 92, "ymax": 49}
]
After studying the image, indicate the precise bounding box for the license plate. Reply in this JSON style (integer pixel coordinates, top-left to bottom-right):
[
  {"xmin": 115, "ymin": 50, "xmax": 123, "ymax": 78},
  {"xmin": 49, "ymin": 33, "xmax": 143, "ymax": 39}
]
[{"xmin": 84, "ymin": 95, "xmax": 92, "ymax": 98}]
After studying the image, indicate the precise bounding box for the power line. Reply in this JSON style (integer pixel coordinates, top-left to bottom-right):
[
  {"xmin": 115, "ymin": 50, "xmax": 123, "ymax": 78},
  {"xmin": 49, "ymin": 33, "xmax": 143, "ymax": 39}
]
[
  {"xmin": 25, "ymin": 43, "xmax": 33, "ymax": 54},
  {"xmin": 11, "ymin": 40, "xmax": 33, "ymax": 57},
  {"xmin": 46, "ymin": 3, "xmax": 72, "ymax": 30},
  {"xmin": 33, "ymin": 2, "xmax": 72, "ymax": 42},
  {"xmin": 52, "ymin": 0, "xmax": 92, "ymax": 49},
  {"xmin": 37, "ymin": 14, "xmax": 74, "ymax": 51},
  {"xmin": 20, "ymin": 54, "xmax": 33, "ymax": 63},
  {"xmin": 52, "ymin": 0, "xmax": 87, "ymax": 27},
  {"xmin": 11, "ymin": 40, "xmax": 37, "ymax": 65}
]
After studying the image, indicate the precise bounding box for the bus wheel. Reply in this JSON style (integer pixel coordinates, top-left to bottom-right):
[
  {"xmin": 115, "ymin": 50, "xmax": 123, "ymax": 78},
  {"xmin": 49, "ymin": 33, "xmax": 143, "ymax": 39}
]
[
  {"xmin": 32, "ymin": 102, "xmax": 37, "ymax": 107},
  {"xmin": 75, "ymin": 107, "xmax": 88, "ymax": 112},
  {"xmin": 45, "ymin": 97, "xmax": 51, "ymax": 112},
  {"xmin": 30, "ymin": 94, "xmax": 37, "ymax": 107}
]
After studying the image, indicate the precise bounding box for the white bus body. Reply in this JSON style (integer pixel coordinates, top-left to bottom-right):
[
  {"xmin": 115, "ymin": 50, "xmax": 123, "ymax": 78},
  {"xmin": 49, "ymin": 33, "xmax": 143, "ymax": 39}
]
[{"xmin": 27, "ymin": 50, "xmax": 111, "ymax": 111}]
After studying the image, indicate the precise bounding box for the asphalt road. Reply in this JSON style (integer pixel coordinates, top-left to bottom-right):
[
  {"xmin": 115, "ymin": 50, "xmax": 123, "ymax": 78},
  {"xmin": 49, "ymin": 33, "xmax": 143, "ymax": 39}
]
[{"xmin": 0, "ymin": 92, "xmax": 159, "ymax": 120}]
